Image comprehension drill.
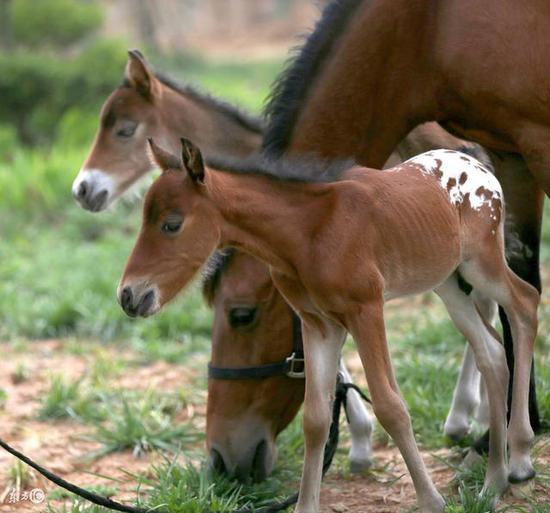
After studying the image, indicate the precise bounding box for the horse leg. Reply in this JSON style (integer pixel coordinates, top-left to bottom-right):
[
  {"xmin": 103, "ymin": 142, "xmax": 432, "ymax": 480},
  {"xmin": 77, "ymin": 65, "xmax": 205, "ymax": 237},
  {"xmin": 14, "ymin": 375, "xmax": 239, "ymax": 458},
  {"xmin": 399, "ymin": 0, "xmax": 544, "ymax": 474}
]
[
  {"xmin": 296, "ymin": 315, "xmax": 346, "ymax": 513},
  {"xmin": 435, "ymin": 277, "xmax": 509, "ymax": 501},
  {"xmin": 459, "ymin": 249, "xmax": 539, "ymax": 484},
  {"xmin": 346, "ymin": 300, "xmax": 444, "ymax": 513},
  {"xmin": 444, "ymin": 345, "xmax": 481, "ymax": 441},
  {"xmin": 475, "ymin": 373, "xmax": 491, "ymax": 432},
  {"xmin": 444, "ymin": 287, "xmax": 497, "ymax": 441},
  {"xmin": 338, "ymin": 358, "xmax": 374, "ymax": 473},
  {"xmin": 471, "ymin": 290, "xmax": 498, "ymax": 434},
  {"xmin": 471, "ymin": 150, "xmax": 543, "ymax": 457}
]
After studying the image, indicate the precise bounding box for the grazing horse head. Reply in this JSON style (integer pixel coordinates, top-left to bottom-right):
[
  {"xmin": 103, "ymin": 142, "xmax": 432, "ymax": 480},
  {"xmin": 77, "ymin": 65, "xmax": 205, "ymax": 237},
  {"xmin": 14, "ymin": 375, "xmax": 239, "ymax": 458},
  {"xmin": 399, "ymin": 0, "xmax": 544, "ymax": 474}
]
[
  {"xmin": 72, "ymin": 50, "xmax": 262, "ymax": 212},
  {"xmin": 203, "ymin": 250, "xmax": 304, "ymax": 481}
]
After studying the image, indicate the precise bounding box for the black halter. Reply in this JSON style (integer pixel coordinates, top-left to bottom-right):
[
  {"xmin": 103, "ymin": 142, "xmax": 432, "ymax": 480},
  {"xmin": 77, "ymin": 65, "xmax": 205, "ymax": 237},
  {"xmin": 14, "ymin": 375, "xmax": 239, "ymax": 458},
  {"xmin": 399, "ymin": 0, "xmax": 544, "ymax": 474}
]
[{"xmin": 208, "ymin": 312, "xmax": 305, "ymax": 380}]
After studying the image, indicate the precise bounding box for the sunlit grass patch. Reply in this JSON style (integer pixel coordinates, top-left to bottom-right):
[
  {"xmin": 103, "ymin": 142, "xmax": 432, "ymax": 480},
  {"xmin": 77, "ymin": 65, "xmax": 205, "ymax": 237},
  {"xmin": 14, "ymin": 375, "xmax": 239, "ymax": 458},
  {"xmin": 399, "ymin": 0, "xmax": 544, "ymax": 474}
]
[
  {"xmin": 38, "ymin": 374, "xmax": 106, "ymax": 422},
  {"xmin": 142, "ymin": 416, "xmax": 303, "ymax": 513},
  {"xmin": 88, "ymin": 390, "xmax": 202, "ymax": 458}
]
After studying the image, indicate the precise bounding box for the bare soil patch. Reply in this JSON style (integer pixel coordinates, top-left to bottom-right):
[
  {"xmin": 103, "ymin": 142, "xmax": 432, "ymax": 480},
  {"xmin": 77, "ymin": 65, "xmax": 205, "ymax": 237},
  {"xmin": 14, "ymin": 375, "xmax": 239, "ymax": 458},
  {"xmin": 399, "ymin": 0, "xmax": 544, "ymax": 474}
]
[{"xmin": 0, "ymin": 341, "xmax": 548, "ymax": 512}]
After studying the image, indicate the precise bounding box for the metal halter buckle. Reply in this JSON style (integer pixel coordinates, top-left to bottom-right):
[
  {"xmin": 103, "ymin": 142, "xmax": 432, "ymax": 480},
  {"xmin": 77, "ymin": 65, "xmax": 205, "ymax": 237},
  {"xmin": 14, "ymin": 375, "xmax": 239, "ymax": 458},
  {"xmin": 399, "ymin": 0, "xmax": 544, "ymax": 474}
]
[{"xmin": 285, "ymin": 352, "xmax": 305, "ymax": 378}]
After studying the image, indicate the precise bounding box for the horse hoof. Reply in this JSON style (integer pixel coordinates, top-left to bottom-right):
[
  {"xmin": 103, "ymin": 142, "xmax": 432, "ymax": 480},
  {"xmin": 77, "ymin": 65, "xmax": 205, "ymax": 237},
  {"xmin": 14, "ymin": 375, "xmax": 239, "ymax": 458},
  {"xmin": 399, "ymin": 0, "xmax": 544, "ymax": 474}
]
[
  {"xmin": 349, "ymin": 457, "xmax": 373, "ymax": 474},
  {"xmin": 509, "ymin": 467, "xmax": 536, "ymax": 484},
  {"xmin": 444, "ymin": 422, "xmax": 470, "ymax": 442}
]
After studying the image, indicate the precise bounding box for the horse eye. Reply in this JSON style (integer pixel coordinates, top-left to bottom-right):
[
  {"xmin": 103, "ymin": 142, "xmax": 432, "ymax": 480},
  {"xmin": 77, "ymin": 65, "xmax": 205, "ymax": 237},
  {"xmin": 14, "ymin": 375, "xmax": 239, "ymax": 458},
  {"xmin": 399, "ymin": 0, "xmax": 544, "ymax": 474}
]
[
  {"xmin": 116, "ymin": 123, "xmax": 137, "ymax": 138},
  {"xmin": 161, "ymin": 219, "xmax": 182, "ymax": 234},
  {"xmin": 228, "ymin": 307, "xmax": 257, "ymax": 328}
]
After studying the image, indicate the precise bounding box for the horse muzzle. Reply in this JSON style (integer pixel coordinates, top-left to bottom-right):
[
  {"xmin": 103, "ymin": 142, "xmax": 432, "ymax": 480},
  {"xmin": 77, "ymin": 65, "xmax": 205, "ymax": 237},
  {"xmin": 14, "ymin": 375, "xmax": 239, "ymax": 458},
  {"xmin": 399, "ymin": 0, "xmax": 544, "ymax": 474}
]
[
  {"xmin": 209, "ymin": 438, "xmax": 274, "ymax": 483},
  {"xmin": 72, "ymin": 169, "xmax": 114, "ymax": 212},
  {"xmin": 118, "ymin": 285, "xmax": 158, "ymax": 318}
]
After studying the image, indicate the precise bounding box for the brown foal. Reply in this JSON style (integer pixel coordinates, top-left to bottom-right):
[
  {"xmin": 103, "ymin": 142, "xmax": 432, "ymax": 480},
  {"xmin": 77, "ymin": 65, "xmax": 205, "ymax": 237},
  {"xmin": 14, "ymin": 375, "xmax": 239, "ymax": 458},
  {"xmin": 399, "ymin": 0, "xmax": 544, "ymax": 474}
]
[{"xmin": 118, "ymin": 140, "xmax": 538, "ymax": 512}]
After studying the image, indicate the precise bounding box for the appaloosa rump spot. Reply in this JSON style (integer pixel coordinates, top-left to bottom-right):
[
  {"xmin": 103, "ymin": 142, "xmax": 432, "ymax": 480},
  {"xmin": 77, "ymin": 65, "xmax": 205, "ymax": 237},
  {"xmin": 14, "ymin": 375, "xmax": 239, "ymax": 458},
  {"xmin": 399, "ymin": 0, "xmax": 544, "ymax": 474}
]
[{"xmin": 406, "ymin": 149, "xmax": 502, "ymax": 211}]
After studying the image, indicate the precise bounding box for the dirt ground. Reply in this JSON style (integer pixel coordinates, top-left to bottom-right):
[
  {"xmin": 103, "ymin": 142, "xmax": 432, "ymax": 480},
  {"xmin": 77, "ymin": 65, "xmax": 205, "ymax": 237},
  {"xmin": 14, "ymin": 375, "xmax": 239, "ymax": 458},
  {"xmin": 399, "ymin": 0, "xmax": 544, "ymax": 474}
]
[{"xmin": 0, "ymin": 341, "xmax": 548, "ymax": 512}]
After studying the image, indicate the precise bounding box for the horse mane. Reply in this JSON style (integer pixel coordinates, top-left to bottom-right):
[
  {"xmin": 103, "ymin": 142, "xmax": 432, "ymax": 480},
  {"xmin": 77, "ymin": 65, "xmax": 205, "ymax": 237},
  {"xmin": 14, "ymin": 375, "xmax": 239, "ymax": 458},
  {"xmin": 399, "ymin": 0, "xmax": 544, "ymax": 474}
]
[
  {"xmin": 155, "ymin": 72, "xmax": 265, "ymax": 136},
  {"xmin": 262, "ymin": 0, "xmax": 363, "ymax": 156},
  {"xmin": 202, "ymin": 248, "xmax": 236, "ymax": 305},
  {"xmin": 206, "ymin": 153, "xmax": 354, "ymax": 184},
  {"xmin": 201, "ymin": 153, "xmax": 354, "ymax": 300}
]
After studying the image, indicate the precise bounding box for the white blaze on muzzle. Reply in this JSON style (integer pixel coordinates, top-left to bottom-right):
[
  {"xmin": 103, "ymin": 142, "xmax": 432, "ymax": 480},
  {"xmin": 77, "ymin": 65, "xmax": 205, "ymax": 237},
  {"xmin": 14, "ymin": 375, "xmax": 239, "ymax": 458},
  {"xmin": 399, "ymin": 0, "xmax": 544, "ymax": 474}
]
[{"xmin": 72, "ymin": 168, "xmax": 118, "ymax": 211}]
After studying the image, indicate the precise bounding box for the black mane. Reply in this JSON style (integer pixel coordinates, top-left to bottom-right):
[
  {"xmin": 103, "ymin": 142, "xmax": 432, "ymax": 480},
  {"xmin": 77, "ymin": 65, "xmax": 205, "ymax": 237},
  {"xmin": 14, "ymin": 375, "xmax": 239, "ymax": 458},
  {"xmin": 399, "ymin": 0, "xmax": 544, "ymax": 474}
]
[
  {"xmin": 262, "ymin": 0, "xmax": 362, "ymax": 156},
  {"xmin": 202, "ymin": 248, "xmax": 236, "ymax": 305},
  {"xmin": 155, "ymin": 72, "xmax": 264, "ymax": 136},
  {"xmin": 201, "ymin": 153, "xmax": 354, "ymax": 300},
  {"xmin": 206, "ymin": 153, "xmax": 354, "ymax": 184}
]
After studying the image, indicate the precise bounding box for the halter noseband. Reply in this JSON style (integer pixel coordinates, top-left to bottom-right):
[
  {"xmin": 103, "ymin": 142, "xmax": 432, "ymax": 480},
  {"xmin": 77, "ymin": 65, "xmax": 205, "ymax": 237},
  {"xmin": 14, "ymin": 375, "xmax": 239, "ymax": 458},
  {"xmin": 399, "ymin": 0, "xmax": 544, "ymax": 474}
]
[{"xmin": 207, "ymin": 312, "xmax": 305, "ymax": 380}]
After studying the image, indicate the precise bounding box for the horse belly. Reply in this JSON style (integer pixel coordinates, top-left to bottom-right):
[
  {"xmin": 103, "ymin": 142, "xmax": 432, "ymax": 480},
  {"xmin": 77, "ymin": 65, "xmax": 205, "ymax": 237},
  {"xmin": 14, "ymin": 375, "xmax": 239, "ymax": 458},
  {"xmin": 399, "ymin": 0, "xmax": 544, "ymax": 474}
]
[
  {"xmin": 377, "ymin": 199, "xmax": 462, "ymax": 300},
  {"xmin": 381, "ymin": 236, "xmax": 461, "ymax": 300}
]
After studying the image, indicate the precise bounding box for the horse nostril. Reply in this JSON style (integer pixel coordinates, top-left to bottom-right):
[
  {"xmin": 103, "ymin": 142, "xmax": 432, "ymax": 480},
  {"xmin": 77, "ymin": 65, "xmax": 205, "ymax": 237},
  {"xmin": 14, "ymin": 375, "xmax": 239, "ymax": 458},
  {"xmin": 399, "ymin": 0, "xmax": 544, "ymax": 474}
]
[
  {"xmin": 121, "ymin": 287, "xmax": 133, "ymax": 311},
  {"xmin": 77, "ymin": 181, "xmax": 88, "ymax": 200},
  {"xmin": 210, "ymin": 448, "xmax": 227, "ymax": 476},
  {"xmin": 251, "ymin": 439, "xmax": 269, "ymax": 482},
  {"xmin": 137, "ymin": 289, "xmax": 155, "ymax": 316}
]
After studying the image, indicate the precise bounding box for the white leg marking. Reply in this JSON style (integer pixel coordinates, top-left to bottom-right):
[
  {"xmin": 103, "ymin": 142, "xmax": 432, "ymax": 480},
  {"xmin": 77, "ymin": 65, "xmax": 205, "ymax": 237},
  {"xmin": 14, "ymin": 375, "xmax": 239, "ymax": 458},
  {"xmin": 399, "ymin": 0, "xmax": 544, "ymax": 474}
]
[
  {"xmin": 444, "ymin": 344, "xmax": 481, "ymax": 441},
  {"xmin": 296, "ymin": 320, "xmax": 346, "ymax": 513},
  {"xmin": 338, "ymin": 358, "xmax": 374, "ymax": 472}
]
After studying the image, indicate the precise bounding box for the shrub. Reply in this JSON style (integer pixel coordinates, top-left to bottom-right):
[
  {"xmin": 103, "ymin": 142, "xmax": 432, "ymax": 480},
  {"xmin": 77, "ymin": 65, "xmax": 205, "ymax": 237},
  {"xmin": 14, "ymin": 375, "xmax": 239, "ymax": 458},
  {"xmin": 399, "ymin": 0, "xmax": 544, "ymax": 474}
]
[
  {"xmin": 0, "ymin": 39, "xmax": 127, "ymax": 145},
  {"xmin": 10, "ymin": 0, "xmax": 103, "ymax": 49}
]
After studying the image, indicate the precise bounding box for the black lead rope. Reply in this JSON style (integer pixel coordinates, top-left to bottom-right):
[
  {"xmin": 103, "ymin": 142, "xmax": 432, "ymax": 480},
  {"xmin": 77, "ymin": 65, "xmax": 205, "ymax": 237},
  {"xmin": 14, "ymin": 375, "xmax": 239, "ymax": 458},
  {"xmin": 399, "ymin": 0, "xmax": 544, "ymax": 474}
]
[
  {"xmin": 0, "ymin": 379, "xmax": 371, "ymax": 513},
  {"xmin": 0, "ymin": 437, "xmax": 152, "ymax": 513}
]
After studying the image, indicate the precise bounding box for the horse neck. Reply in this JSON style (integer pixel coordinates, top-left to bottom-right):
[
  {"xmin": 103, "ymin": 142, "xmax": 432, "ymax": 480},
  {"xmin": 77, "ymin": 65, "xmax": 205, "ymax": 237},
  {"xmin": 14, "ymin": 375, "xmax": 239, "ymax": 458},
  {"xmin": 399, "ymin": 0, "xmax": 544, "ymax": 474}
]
[
  {"xmin": 206, "ymin": 170, "xmax": 319, "ymax": 275},
  {"xmin": 158, "ymin": 85, "xmax": 263, "ymax": 159},
  {"xmin": 288, "ymin": 0, "xmax": 438, "ymax": 166}
]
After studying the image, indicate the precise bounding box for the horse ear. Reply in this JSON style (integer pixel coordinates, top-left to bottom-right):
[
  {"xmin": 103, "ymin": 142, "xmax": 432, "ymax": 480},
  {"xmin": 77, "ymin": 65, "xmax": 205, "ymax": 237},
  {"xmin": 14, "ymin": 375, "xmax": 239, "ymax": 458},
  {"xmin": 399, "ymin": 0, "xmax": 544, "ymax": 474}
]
[
  {"xmin": 125, "ymin": 49, "xmax": 159, "ymax": 99},
  {"xmin": 181, "ymin": 138, "xmax": 205, "ymax": 183},
  {"xmin": 147, "ymin": 138, "xmax": 182, "ymax": 172}
]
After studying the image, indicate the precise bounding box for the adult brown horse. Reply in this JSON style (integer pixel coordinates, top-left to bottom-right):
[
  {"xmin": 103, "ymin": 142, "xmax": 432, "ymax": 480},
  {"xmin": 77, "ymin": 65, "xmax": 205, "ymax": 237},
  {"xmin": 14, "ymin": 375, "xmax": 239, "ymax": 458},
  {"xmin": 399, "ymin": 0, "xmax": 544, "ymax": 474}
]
[
  {"xmin": 257, "ymin": 0, "xmax": 546, "ymax": 459},
  {"xmin": 118, "ymin": 139, "xmax": 539, "ymax": 512}
]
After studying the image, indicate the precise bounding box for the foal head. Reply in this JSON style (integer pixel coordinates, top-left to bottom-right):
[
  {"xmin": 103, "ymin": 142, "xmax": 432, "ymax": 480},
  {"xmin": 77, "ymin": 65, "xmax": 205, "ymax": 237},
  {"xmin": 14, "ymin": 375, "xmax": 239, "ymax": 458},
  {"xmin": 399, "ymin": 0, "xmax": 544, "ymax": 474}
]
[
  {"xmin": 72, "ymin": 51, "xmax": 169, "ymax": 211},
  {"xmin": 118, "ymin": 138, "xmax": 219, "ymax": 316}
]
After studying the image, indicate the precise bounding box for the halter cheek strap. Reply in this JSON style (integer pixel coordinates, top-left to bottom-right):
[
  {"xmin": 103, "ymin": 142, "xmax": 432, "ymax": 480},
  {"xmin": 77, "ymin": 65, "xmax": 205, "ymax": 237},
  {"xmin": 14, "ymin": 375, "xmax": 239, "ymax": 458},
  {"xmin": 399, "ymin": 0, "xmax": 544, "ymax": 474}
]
[{"xmin": 207, "ymin": 311, "xmax": 305, "ymax": 380}]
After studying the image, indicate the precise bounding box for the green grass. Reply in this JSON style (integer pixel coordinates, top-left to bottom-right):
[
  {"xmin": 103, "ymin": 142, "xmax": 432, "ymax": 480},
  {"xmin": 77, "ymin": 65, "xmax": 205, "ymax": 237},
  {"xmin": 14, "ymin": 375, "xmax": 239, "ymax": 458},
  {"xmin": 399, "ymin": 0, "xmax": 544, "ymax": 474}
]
[
  {"xmin": 88, "ymin": 390, "xmax": 202, "ymax": 458},
  {"xmin": 38, "ymin": 374, "xmax": 106, "ymax": 422}
]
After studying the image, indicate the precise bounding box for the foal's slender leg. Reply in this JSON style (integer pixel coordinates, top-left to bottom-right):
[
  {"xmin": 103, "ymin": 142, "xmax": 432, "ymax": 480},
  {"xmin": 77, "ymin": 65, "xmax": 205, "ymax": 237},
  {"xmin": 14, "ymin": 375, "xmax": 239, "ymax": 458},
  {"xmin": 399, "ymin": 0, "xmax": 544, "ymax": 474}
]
[
  {"xmin": 444, "ymin": 345, "xmax": 481, "ymax": 441},
  {"xmin": 475, "ymin": 376, "xmax": 490, "ymax": 431},
  {"xmin": 347, "ymin": 300, "xmax": 445, "ymax": 513},
  {"xmin": 471, "ymin": 291, "xmax": 498, "ymax": 434},
  {"xmin": 296, "ymin": 317, "xmax": 346, "ymax": 513},
  {"xmin": 444, "ymin": 289, "xmax": 497, "ymax": 440},
  {"xmin": 338, "ymin": 359, "xmax": 374, "ymax": 472},
  {"xmin": 435, "ymin": 278, "xmax": 509, "ymax": 499},
  {"xmin": 459, "ymin": 258, "xmax": 539, "ymax": 483}
]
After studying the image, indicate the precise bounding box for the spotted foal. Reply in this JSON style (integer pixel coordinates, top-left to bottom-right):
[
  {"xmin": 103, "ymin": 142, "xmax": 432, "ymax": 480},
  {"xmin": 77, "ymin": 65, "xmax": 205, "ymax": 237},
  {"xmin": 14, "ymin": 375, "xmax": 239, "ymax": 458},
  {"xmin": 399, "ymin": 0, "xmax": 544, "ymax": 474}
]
[{"xmin": 119, "ymin": 141, "xmax": 538, "ymax": 513}]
